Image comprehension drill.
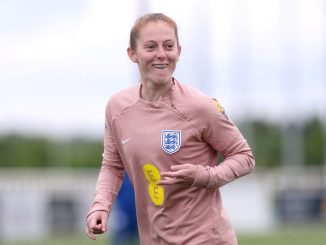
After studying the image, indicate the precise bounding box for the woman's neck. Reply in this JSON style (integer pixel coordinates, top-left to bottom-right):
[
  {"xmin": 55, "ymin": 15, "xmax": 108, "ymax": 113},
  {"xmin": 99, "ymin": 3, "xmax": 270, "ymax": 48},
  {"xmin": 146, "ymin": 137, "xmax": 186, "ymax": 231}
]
[{"xmin": 140, "ymin": 79, "xmax": 173, "ymax": 102}]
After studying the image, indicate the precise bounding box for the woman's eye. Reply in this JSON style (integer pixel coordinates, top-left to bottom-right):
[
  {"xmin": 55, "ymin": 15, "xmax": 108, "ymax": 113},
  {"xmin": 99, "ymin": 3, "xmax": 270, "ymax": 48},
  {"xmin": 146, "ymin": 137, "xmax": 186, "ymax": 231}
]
[{"xmin": 145, "ymin": 44, "xmax": 155, "ymax": 49}]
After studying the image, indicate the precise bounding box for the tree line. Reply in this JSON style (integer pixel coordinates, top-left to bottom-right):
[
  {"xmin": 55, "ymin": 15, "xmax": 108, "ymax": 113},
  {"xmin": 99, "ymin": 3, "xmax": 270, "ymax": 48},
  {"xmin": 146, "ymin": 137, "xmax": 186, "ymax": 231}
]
[{"xmin": 0, "ymin": 117, "xmax": 325, "ymax": 168}]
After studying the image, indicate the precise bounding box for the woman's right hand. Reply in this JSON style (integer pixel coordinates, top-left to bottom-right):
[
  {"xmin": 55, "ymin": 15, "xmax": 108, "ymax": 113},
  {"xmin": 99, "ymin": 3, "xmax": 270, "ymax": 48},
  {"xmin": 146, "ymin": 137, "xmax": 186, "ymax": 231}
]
[{"xmin": 85, "ymin": 210, "xmax": 109, "ymax": 240}]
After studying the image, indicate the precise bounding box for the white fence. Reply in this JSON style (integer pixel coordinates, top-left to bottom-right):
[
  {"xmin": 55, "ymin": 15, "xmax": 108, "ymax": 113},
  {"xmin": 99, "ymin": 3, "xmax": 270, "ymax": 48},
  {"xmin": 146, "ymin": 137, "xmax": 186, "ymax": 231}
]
[
  {"xmin": 0, "ymin": 167, "xmax": 325, "ymax": 242},
  {"xmin": 0, "ymin": 168, "xmax": 97, "ymax": 241}
]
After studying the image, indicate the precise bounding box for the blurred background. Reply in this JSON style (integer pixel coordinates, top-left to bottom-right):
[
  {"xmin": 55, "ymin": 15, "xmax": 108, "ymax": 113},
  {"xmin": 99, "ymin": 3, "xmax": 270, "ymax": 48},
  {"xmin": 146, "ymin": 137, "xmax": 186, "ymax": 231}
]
[{"xmin": 0, "ymin": 0, "xmax": 325, "ymax": 244}]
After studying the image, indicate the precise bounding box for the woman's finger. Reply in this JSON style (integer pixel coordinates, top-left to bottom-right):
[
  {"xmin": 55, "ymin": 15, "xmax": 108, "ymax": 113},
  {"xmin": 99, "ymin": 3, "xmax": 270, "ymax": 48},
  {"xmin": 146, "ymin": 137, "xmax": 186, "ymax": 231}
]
[
  {"xmin": 157, "ymin": 177, "xmax": 180, "ymax": 185},
  {"xmin": 161, "ymin": 170, "xmax": 184, "ymax": 178},
  {"xmin": 85, "ymin": 221, "xmax": 96, "ymax": 240}
]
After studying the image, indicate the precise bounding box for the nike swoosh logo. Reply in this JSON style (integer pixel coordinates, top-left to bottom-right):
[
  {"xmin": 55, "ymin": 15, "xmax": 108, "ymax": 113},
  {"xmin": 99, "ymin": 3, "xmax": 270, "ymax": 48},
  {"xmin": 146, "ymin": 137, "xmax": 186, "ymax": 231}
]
[{"xmin": 121, "ymin": 138, "xmax": 131, "ymax": 144}]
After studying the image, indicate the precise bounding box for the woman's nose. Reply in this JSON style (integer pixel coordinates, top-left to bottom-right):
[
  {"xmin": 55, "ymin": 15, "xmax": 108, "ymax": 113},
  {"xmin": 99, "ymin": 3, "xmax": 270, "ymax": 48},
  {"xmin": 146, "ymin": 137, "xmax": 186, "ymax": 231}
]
[{"xmin": 156, "ymin": 46, "xmax": 166, "ymax": 59}]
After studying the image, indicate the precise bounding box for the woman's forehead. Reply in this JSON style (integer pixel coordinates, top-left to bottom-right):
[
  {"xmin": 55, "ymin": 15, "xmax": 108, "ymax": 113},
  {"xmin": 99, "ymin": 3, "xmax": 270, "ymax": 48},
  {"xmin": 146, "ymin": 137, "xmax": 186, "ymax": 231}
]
[{"xmin": 137, "ymin": 21, "xmax": 177, "ymax": 42}]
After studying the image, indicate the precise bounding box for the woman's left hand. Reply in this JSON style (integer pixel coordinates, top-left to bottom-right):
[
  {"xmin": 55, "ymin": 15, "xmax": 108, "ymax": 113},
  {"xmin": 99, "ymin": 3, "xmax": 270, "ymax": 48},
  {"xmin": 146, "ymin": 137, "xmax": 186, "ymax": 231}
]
[{"xmin": 158, "ymin": 163, "xmax": 198, "ymax": 186}]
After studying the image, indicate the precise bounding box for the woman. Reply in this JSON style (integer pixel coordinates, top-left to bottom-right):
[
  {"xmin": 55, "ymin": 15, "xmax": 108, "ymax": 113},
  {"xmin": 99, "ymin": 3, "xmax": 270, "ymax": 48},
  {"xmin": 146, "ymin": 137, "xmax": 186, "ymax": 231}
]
[{"xmin": 86, "ymin": 13, "xmax": 255, "ymax": 245}]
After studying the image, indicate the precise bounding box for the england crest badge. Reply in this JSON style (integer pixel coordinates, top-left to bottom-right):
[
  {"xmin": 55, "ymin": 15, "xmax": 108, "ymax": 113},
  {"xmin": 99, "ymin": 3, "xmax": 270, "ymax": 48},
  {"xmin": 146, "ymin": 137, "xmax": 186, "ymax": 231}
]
[{"xmin": 161, "ymin": 130, "xmax": 181, "ymax": 154}]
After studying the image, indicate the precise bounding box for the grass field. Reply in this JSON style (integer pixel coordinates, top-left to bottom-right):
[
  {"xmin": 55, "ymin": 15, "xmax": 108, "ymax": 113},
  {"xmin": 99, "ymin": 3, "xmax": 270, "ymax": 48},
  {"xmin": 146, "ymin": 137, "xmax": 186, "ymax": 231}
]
[
  {"xmin": 238, "ymin": 224, "xmax": 326, "ymax": 245},
  {"xmin": 4, "ymin": 224, "xmax": 326, "ymax": 245}
]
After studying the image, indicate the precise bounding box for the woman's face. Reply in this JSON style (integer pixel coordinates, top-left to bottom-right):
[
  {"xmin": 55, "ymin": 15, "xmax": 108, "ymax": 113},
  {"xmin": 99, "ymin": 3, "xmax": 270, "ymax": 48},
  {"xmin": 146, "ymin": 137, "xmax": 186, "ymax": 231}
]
[{"xmin": 128, "ymin": 21, "xmax": 181, "ymax": 87}]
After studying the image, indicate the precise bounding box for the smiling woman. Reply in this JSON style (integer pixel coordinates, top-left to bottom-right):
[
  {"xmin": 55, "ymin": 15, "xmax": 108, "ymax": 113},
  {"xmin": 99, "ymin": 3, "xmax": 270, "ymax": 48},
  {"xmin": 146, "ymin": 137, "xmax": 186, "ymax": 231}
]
[
  {"xmin": 85, "ymin": 12, "xmax": 255, "ymax": 245},
  {"xmin": 127, "ymin": 14, "xmax": 181, "ymax": 101}
]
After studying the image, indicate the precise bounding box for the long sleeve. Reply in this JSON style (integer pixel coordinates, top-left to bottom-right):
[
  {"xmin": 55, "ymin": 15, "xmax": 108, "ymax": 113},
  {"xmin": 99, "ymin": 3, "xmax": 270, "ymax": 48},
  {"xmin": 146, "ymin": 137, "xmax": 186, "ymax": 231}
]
[
  {"xmin": 87, "ymin": 105, "xmax": 125, "ymax": 217},
  {"xmin": 193, "ymin": 99, "xmax": 255, "ymax": 189}
]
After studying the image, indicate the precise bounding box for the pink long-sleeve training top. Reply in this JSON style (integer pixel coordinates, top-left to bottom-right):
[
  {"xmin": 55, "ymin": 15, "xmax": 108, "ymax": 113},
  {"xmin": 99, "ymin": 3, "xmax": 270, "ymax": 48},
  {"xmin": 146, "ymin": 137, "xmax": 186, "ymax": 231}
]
[{"xmin": 87, "ymin": 79, "xmax": 255, "ymax": 245}]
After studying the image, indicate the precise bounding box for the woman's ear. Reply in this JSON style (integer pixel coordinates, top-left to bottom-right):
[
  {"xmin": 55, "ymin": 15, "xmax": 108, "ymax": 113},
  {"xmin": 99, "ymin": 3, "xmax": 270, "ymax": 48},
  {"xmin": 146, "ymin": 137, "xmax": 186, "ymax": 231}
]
[
  {"xmin": 127, "ymin": 47, "xmax": 138, "ymax": 63},
  {"xmin": 177, "ymin": 45, "xmax": 182, "ymax": 61}
]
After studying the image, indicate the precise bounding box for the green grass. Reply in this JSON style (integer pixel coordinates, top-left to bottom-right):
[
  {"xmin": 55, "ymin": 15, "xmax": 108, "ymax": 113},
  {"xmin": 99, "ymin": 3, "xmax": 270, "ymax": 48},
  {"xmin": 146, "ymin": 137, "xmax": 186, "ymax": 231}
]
[
  {"xmin": 4, "ymin": 234, "xmax": 107, "ymax": 245},
  {"xmin": 238, "ymin": 224, "xmax": 326, "ymax": 245},
  {"xmin": 4, "ymin": 224, "xmax": 326, "ymax": 245}
]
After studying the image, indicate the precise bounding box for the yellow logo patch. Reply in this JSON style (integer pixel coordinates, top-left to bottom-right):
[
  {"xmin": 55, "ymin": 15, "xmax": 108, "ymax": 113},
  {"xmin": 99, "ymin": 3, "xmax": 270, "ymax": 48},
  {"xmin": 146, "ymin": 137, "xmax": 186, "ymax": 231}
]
[
  {"xmin": 143, "ymin": 164, "xmax": 164, "ymax": 206},
  {"xmin": 213, "ymin": 99, "xmax": 225, "ymax": 113}
]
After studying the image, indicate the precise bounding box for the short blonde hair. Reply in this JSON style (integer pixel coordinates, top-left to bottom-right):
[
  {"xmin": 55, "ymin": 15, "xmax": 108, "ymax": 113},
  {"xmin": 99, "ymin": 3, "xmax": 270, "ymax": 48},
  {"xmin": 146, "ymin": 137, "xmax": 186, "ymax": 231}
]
[{"xmin": 129, "ymin": 13, "xmax": 180, "ymax": 50}]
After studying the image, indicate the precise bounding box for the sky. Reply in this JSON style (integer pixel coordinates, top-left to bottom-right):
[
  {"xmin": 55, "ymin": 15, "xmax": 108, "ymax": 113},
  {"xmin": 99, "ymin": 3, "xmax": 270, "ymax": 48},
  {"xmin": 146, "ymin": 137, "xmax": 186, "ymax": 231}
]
[{"xmin": 0, "ymin": 0, "xmax": 325, "ymax": 138}]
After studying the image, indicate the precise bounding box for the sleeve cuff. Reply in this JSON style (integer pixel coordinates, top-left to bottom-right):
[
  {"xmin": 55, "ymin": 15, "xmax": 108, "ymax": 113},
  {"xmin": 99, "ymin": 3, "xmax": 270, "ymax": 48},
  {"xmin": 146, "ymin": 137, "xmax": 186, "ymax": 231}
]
[
  {"xmin": 86, "ymin": 199, "xmax": 110, "ymax": 219},
  {"xmin": 191, "ymin": 165, "xmax": 210, "ymax": 188}
]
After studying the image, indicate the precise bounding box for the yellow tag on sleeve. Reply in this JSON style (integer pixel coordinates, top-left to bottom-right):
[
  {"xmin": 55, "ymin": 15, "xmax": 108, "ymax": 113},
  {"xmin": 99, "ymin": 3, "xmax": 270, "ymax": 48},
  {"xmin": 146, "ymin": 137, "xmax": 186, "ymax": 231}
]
[
  {"xmin": 213, "ymin": 98, "xmax": 225, "ymax": 113},
  {"xmin": 212, "ymin": 98, "xmax": 228, "ymax": 119}
]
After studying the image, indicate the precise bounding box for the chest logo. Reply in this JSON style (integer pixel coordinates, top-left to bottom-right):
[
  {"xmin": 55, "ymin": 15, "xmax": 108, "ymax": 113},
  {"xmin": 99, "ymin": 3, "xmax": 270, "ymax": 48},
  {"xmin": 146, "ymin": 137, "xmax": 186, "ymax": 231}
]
[
  {"xmin": 161, "ymin": 130, "xmax": 181, "ymax": 154},
  {"xmin": 143, "ymin": 164, "xmax": 164, "ymax": 206}
]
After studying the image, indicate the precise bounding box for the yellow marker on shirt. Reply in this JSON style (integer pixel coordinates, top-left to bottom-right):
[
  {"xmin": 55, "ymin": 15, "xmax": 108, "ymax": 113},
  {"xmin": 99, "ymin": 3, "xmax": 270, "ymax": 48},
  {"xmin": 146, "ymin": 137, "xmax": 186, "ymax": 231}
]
[
  {"xmin": 212, "ymin": 98, "xmax": 228, "ymax": 119},
  {"xmin": 143, "ymin": 164, "xmax": 164, "ymax": 206},
  {"xmin": 213, "ymin": 99, "xmax": 225, "ymax": 113}
]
